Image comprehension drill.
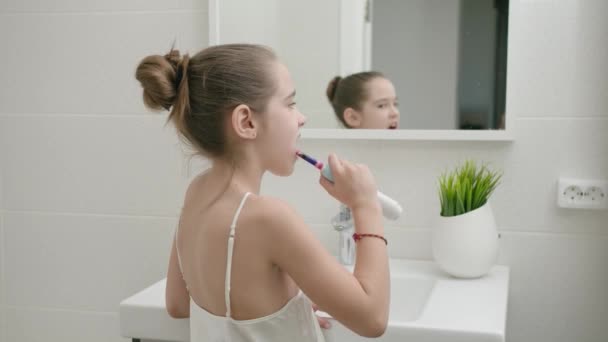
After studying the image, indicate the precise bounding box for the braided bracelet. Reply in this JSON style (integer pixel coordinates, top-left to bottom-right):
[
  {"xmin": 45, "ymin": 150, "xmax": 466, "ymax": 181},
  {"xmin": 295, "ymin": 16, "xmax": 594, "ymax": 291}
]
[{"xmin": 352, "ymin": 233, "xmax": 388, "ymax": 245}]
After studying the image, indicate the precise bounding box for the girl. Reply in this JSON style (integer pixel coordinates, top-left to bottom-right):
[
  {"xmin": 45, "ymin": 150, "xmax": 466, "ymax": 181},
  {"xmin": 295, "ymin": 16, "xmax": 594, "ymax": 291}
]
[
  {"xmin": 135, "ymin": 44, "xmax": 389, "ymax": 341},
  {"xmin": 327, "ymin": 72, "xmax": 400, "ymax": 129}
]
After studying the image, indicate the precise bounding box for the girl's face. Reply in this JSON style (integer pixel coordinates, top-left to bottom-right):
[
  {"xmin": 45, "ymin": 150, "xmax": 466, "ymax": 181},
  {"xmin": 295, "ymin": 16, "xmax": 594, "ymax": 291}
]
[
  {"xmin": 349, "ymin": 77, "xmax": 400, "ymax": 129},
  {"xmin": 256, "ymin": 62, "xmax": 306, "ymax": 176}
]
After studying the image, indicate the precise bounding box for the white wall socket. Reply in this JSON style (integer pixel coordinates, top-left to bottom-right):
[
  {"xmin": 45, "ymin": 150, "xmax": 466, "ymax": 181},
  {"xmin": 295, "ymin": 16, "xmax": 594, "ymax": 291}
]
[{"xmin": 557, "ymin": 178, "xmax": 608, "ymax": 209}]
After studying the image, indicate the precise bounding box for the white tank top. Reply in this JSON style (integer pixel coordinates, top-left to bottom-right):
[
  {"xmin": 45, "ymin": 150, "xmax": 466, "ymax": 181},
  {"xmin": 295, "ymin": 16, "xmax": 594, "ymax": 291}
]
[{"xmin": 176, "ymin": 192, "xmax": 326, "ymax": 342}]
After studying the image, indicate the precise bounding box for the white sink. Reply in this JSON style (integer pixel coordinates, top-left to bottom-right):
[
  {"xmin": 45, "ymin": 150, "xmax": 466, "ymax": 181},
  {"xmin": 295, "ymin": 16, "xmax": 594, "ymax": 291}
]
[
  {"xmin": 318, "ymin": 259, "xmax": 509, "ymax": 342},
  {"xmin": 317, "ymin": 270, "xmax": 436, "ymax": 324},
  {"xmin": 388, "ymin": 274, "xmax": 436, "ymax": 321},
  {"xmin": 120, "ymin": 259, "xmax": 509, "ymax": 342}
]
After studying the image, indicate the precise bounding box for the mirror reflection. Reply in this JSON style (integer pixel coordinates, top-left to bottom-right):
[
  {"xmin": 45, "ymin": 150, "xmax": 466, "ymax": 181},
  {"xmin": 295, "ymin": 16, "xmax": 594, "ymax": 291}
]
[
  {"xmin": 368, "ymin": 0, "xmax": 509, "ymax": 130},
  {"xmin": 326, "ymin": 72, "xmax": 400, "ymax": 129},
  {"xmin": 217, "ymin": 0, "xmax": 509, "ymax": 130}
]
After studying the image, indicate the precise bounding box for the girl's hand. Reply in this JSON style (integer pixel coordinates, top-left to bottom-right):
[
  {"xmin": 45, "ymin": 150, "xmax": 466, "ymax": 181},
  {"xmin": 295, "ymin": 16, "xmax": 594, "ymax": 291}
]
[{"xmin": 319, "ymin": 153, "xmax": 379, "ymax": 211}]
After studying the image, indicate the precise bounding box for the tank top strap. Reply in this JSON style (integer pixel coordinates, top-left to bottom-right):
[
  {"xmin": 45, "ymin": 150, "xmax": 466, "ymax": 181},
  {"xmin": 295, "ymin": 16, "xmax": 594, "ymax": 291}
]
[{"xmin": 224, "ymin": 192, "xmax": 251, "ymax": 318}]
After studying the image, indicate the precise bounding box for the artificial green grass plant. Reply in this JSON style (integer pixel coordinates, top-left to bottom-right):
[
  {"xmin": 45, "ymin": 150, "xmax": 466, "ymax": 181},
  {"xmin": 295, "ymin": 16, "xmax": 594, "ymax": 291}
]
[{"xmin": 438, "ymin": 160, "xmax": 502, "ymax": 217}]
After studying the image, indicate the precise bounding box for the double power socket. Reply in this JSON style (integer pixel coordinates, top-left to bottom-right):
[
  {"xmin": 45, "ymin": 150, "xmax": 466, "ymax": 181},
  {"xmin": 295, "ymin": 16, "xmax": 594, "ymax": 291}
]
[{"xmin": 557, "ymin": 178, "xmax": 608, "ymax": 210}]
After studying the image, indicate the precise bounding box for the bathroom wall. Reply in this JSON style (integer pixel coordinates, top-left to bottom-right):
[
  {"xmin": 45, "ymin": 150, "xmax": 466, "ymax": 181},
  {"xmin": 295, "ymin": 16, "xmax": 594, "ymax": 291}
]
[
  {"xmin": 1, "ymin": 167, "xmax": 5, "ymax": 342},
  {"xmin": 0, "ymin": 1, "xmax": 207, "ymax": 341},
  {"xmin": 0, "ymin": 1, "xmax": 607, "ymax": 342}
]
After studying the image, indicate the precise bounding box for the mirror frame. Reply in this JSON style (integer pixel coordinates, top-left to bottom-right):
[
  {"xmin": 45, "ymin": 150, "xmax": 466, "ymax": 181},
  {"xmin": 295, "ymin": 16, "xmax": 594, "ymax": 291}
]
[{"xmin": 207, "ymin": 0, "xmax": 514, "ymax": 141}]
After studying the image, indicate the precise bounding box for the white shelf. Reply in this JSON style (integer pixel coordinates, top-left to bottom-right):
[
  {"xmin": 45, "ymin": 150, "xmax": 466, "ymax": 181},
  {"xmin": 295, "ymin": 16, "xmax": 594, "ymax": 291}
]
[{"xmin": 301, "ymin": 129, "xmax": 515, "ymax": 141}]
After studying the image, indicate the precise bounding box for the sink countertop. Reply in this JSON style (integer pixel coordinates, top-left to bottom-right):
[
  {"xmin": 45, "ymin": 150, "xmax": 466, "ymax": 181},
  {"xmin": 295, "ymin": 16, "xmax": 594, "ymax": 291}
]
[
  {"xmin": 120, "ymin": 259, "xmax": 509, "ymax": 342},
  {"xmin": 389, "ymin": 259, "xmax": 509, "ymax": 342},
  {"xmin": 120, "ymin": 277, "xmax": 190, "ymax": 342}
]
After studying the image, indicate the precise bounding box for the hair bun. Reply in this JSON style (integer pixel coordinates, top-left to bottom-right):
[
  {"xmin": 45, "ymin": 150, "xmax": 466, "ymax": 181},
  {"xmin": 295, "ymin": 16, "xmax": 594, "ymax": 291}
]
[
  {"xmin": 135, "ymin": 49, "xmax": 188, "ymax": 111},
  {"xmin": 326, "ymin": 76, "xmax": 342, "ymax": 102}
]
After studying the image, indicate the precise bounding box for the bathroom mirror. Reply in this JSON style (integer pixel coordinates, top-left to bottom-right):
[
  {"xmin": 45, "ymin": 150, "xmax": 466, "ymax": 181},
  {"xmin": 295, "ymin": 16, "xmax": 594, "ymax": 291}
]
[{"xmin": 208, "ymin": 0, "xmax": 513, "ymax": 141}]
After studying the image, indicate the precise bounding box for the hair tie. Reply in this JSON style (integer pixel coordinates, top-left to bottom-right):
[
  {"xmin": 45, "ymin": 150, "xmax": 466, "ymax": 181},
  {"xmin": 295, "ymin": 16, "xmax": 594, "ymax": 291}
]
[
  {"xmin": 174, "ymin": 54, "xmax": 190, "ymax": 92},
  {"xmin": 175, "ymin": 66, "xmax": 184, "ymax": 90}
]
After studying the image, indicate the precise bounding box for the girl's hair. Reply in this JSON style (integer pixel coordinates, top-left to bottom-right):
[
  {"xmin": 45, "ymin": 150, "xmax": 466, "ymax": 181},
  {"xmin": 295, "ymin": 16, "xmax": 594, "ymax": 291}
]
[
  {"xmin": 326, "ymin": 71, "xmax": 385, "ymax": 128},
  {"xmin": 135, "ymin": 44, "xmax": 278, "ymax": 158}
]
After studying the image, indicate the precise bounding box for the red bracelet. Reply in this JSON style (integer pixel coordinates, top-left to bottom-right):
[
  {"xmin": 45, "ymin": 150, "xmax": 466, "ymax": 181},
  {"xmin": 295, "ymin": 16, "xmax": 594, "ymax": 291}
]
[{"xmin": 352, "ymin": 233, "xmax": 388, "ymax": 245}]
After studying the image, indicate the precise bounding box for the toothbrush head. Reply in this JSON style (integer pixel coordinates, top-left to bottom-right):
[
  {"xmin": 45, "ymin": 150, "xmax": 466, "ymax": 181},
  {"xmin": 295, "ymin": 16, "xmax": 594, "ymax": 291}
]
[{"xmin": 295, "ymin": 150, "xmax": 324, "ymax": 170}]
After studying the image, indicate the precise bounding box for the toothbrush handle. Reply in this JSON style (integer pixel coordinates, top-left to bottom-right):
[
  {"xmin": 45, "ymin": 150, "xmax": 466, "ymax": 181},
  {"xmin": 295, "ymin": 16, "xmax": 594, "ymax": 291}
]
[
  {"xmin": 377, "ymin": 190, "xmax": 403, "ymax": 221},
  {"xmin": 321, "ymin": 164, "xmax": 403, "ymax": 220}
]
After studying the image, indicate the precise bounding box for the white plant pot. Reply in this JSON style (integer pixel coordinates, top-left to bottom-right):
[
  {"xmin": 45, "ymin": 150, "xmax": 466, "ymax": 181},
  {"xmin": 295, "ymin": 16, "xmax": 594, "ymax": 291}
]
[{"xmin": 432, "ymin": 202, "xmax": 499, "ymax": 278}]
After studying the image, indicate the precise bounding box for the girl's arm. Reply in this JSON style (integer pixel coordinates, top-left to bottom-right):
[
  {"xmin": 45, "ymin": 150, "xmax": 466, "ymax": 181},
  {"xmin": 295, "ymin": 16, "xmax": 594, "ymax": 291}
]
[
  {"xmin": 165, "ymin": 235, "xmax": 190, "ymax": 318},
  {"xmin": 261, "ymin": 197, "xmax": 389, "ymax": 337}
]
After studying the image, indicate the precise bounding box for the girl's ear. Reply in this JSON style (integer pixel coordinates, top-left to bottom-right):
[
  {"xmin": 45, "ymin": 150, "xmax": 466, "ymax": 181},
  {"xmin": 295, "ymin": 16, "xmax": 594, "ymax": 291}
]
[
  {"xmin": 230, "ymin": 104, "xmax": 259, "ymax": 139},
  {"xmin": 343, "ymin": 108, "xmax": 362, "ymax": 128}
]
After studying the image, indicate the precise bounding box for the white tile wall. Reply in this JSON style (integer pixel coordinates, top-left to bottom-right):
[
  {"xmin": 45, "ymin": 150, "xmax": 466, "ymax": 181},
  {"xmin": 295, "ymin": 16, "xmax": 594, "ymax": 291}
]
[
  {"xmin": 0, "ymin": 164, "xmax": 5, "ymax": 342},
  {"xmin": 3, "ymin": 212, "xmax": 176, "ymax": 312},
  {"xmin": 0, "ymin": 1, "xmax": 607, "ymax": 342},
  {"xmin": 499, "ymin": 232, "xmax": 608, "ymax": 342},
  {"xmin": 0, "ymin": 206, "xmax": 5, "ymax": 342},
  {"xmin": 0, "ymin": 11, "xmax": 206, "ymax": 115},
  {"xmin": 0, "ymin": 115, "xmax": 189, "ymax": 216},
  {"xmin": 0, "ymin": 1, "xmax": 207, "ymax": 341},
  {"xmin": 5, "ymin": 307, "xmax": 128, "ymax": 342},
  {"xmin": 0, "ymin": 0, "xmax": 204, "ymax": 12},
  {"xmin": 507, "ymin": 0, "xmax": 608, "ymax": 118}
]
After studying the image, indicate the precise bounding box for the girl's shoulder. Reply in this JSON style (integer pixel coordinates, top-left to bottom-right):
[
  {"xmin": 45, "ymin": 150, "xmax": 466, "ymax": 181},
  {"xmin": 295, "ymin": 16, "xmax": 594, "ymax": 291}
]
[
  {"xmin": 241, "ymin": 195, "xmax": 306, "ymax": 235},
  {"xmin": 243, "ymin": 195, "xmax": 297, "ymax": 221}
]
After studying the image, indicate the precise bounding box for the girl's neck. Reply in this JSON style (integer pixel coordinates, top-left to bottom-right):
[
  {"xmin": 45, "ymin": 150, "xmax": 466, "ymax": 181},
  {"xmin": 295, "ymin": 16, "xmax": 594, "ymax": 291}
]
[{"xmin": 209, "ymin": 157, "xmax": 264, "ymax": 195}]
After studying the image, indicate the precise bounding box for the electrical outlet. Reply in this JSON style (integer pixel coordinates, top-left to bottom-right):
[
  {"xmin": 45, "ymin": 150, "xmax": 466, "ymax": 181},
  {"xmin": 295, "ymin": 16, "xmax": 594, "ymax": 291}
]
[{"xmin": 557, "ymin": 178, "xmax": 608, "ymax": 209}]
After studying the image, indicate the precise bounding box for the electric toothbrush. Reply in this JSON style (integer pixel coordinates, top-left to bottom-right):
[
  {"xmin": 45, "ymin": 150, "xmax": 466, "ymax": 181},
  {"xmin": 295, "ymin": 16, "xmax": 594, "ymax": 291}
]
[{"xmin": 296, "ymin": 151, "xmax": 403, "ymax": 220}]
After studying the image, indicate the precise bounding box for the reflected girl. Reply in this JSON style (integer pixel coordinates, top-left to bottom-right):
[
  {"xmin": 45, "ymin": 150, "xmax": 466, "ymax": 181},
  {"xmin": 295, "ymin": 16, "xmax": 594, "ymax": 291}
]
[{"xmin": 326, "ymin": 71, "xmax": 399, "ymax": 129}]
